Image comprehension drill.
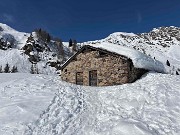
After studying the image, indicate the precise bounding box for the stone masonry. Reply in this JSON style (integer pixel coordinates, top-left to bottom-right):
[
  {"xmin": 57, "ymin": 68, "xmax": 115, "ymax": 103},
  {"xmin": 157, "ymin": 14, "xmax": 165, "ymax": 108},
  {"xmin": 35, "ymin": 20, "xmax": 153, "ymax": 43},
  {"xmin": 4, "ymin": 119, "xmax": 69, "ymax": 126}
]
[{"xmin": 61, "ymin": 46, "xmax": 147, "ymax": 86}]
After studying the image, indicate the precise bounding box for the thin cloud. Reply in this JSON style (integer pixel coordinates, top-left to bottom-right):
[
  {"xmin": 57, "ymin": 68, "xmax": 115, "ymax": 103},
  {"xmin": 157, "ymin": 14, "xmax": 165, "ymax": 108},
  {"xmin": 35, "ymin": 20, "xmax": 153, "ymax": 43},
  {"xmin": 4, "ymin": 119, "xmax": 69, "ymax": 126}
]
[
  {"xmin": 2, "ymin": 13, "xmax": 15, "ymax": 23},
  {"xmin": 137, "ymin": 13, "xmax": 142, "ymax": 23}
]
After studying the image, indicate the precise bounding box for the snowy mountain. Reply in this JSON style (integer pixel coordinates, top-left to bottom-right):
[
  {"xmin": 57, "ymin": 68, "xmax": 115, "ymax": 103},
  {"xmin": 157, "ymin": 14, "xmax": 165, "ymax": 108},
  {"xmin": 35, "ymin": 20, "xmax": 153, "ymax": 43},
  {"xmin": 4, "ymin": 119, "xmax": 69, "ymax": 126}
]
[{"xmin": 0, "ymin": 23, "xmax": 72, "ymax": 74}]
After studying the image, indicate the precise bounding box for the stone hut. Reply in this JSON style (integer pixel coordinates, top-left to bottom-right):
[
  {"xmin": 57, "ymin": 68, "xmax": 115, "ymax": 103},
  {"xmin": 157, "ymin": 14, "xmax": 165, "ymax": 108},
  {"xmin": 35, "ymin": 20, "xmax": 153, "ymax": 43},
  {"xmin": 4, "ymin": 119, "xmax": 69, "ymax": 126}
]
[{"xmin": 60, "ymin": 44, "xmax": 153, "ymax": 86}]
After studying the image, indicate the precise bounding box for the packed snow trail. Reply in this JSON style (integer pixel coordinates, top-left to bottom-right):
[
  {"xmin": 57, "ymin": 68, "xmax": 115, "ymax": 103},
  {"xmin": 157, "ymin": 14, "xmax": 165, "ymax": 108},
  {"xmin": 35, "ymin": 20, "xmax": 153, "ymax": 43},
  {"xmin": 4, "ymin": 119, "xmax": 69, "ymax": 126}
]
[{"xmin": 26, "ymin": 72, "xmax": 180, "ymax": 135}]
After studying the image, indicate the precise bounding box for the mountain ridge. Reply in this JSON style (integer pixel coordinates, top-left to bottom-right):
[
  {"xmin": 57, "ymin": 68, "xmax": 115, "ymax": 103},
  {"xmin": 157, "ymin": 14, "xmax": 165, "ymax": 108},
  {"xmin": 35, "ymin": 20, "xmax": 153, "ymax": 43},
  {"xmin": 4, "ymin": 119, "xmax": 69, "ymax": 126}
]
[{"xmin": 0, "ymin": 23, "xmax": 180, "ymax": 74}]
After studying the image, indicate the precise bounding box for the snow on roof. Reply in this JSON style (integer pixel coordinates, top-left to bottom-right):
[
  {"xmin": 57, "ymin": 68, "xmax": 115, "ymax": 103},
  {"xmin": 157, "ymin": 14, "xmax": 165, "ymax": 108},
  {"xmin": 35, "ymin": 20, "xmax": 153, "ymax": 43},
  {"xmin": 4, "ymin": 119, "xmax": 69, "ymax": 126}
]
[{"xmin": 89, "ymin": 43, "xmax": 165, "ymax": 73}]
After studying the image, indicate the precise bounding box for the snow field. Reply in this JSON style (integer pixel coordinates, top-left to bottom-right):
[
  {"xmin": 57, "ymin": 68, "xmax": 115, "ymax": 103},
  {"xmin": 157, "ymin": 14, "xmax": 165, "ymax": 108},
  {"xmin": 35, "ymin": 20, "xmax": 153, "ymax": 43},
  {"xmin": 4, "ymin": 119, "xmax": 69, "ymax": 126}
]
[
  {"xmin": 27, "ymin": 73, "xmax": 180, "ymax": 135},
  {"xmin": 0, "ymin": 73, "xmax": 60, "ymax": 135}
]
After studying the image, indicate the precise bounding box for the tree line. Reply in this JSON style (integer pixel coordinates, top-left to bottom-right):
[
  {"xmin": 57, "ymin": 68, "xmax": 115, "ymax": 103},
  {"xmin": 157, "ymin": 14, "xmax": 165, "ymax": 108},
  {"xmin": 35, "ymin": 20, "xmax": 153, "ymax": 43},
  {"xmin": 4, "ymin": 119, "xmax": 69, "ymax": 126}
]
[
  {"xmin": 0, "ymin": 63, "xmax": 18, "ymax": 73},
  {"xmin": 34, "ymin": 28, "xmax": 51, "ymax": 43}
]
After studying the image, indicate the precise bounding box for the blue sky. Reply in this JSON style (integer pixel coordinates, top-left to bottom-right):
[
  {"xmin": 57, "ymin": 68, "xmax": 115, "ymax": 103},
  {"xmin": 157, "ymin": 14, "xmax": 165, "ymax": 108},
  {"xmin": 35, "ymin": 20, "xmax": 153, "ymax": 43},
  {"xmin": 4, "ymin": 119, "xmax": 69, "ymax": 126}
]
[{"xmin": 0, "ymin": 0, "xmax": 180, "ymax": 42}]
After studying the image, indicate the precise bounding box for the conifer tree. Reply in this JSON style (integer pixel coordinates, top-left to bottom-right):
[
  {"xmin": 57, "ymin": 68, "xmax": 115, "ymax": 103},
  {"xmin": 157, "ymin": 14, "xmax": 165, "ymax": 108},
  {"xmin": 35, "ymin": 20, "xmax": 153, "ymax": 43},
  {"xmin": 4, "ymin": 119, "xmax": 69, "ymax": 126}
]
[
  {"xmin": 36, "ymin": 66, "xmax": 39, "ymax": 74},
  {"xmin": 55, "ymin": 38, "xmax": 64, "ymax": 60},
  {"xmin": 47, "ymin": 34, "xmax": 51, "ymax": 43},
  {"xmin": 4, "ymin": 63, "xmax": 10, "ymax": 73},
  {"xmin": 11, "ymin": 66, "xmax": 18, "ymax": 73},
  {"xmin": 72, "ymin": 39, "xmax": 77, "ymax": 53},
  {"xmin": 69, "ymin": 39, "xmax": 73, "ymax": 47},
  {"xmin": 0, "ymin": 66, "xmax": 2, "ymax": 73},
  {"xmin": 166, "ymin": 60, "xmax": 170, "ymax": 67},
  {"xmin": 176, "ymin": 71, "xmax": 179, "ymax": 75},
  {"xmin": 30, "ymin": 64, "xmax": 34, "ymax": 74}
]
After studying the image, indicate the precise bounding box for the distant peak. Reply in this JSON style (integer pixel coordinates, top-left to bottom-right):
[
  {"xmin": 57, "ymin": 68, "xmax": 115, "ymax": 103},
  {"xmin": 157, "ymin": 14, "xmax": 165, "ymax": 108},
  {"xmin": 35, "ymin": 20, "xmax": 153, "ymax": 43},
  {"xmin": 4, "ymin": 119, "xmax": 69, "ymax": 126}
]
[{"xmin": 0, "ymin": 22, "xmax": 17, "ymax": 32}]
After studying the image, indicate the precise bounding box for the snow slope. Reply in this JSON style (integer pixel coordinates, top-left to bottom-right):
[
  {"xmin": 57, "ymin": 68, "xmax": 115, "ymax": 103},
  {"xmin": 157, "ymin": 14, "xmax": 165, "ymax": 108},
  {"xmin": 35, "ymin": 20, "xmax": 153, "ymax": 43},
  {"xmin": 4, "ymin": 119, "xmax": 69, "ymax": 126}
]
[
  {"xmin": 0, "ymin": 49, "xmax": 57, "ymax": 74},
  {"xmin": 0, "ymin": 49, "xmax": 31, "ymax": 72},
  {"xmin": 26, "ymin": 72, "xmax": 180, "ymax": 135},
  {"xmin": 0, "ymin": 23, "xmax": 29, "ymax": 49},
  {"xmin": 167, "ymin": 45, "xmax": 180, "ymax": 68}
]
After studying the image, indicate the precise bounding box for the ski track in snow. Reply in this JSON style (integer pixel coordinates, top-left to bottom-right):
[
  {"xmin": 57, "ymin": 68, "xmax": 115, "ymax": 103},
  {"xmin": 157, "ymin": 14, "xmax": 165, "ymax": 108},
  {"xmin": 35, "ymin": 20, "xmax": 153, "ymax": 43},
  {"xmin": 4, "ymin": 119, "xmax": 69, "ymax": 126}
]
[{"xmin": 22, "ymin": 72, "xmax": 180, "ymax": 135}]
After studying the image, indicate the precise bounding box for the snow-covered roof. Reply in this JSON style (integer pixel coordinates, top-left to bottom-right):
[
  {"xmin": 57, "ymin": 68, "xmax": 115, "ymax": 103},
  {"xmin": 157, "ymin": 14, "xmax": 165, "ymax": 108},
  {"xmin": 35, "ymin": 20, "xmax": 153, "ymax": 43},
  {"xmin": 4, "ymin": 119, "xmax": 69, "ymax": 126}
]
[
  {"xmin": 89, "ymin": 43, "xmax": 165, "ymax": 73},
  {"xmin": 61, "ymin": 42, "xmax": 165, "ymax": 73}
]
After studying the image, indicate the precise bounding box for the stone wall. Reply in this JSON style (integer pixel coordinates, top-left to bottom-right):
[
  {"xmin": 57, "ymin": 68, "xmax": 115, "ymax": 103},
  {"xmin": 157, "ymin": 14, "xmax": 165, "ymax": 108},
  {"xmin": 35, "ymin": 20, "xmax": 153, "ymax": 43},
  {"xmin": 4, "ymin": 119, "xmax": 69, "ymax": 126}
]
[
  {"xmin": 61, "ymin": 49, "xmax": 147, "ymax": 86},
  {"xmin": 128, "ymin": 66, "xmax": 147, "ymax": 83}
]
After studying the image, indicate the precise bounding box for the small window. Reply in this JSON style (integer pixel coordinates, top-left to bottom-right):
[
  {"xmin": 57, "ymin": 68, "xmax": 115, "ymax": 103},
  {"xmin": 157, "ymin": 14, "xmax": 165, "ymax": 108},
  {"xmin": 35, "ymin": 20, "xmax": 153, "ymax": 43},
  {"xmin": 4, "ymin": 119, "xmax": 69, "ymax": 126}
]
[{"xmin": 76, "ymin": 72, "xmax": 83, "ymax": 85}]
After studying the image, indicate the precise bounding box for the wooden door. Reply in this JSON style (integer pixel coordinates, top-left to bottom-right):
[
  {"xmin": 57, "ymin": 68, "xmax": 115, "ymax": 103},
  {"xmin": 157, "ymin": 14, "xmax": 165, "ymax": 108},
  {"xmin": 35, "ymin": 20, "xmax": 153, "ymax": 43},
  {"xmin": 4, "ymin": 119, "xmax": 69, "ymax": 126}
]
[
  {"xmin": 89, "ymin": 70, "xmax": 97, "ymax": 86},
  {"xmin": 76, "ymin": 72, "xmax": 83, "ymax": 85}
]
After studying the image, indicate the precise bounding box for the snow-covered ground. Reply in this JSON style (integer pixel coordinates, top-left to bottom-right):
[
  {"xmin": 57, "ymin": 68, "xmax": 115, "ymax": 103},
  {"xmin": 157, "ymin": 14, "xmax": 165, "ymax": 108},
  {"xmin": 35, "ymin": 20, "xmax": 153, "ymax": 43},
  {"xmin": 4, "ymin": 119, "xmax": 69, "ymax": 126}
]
[
  {"xmin": 0, "ymin": 73, "xmax": 61, "ymax": 135},
  {"xmin": 26, "ymin": 73, "xmax": 180, "ymax": 135},
  {"xmin": 0, "ymin": 72, "xmax": 176, "ymax": 135}
]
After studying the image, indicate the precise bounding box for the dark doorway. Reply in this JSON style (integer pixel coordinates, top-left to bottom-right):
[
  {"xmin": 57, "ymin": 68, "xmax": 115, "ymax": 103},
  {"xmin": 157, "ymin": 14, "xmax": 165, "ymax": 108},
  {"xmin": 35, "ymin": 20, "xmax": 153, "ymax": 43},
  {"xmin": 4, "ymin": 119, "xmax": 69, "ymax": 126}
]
[
  {"xmin": 89, "ymin": 70, "xmax": 97, "ymax": 86},
  {"xmin": 76, "ymin": 72, "xmax": 83, "ymax": 85}
]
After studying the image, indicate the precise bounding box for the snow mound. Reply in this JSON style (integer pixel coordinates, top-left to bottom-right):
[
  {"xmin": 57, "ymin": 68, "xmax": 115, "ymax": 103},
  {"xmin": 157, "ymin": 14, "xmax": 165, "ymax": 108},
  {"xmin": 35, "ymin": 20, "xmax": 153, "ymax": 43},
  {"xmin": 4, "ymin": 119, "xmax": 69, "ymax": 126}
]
[
  {"xmin": 27, "ymin": 73, "xmax": 180, "ymax": 135},
  {"xmin": 90, "ymin": 43, "xmax": 165, "ymax": 73}
]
